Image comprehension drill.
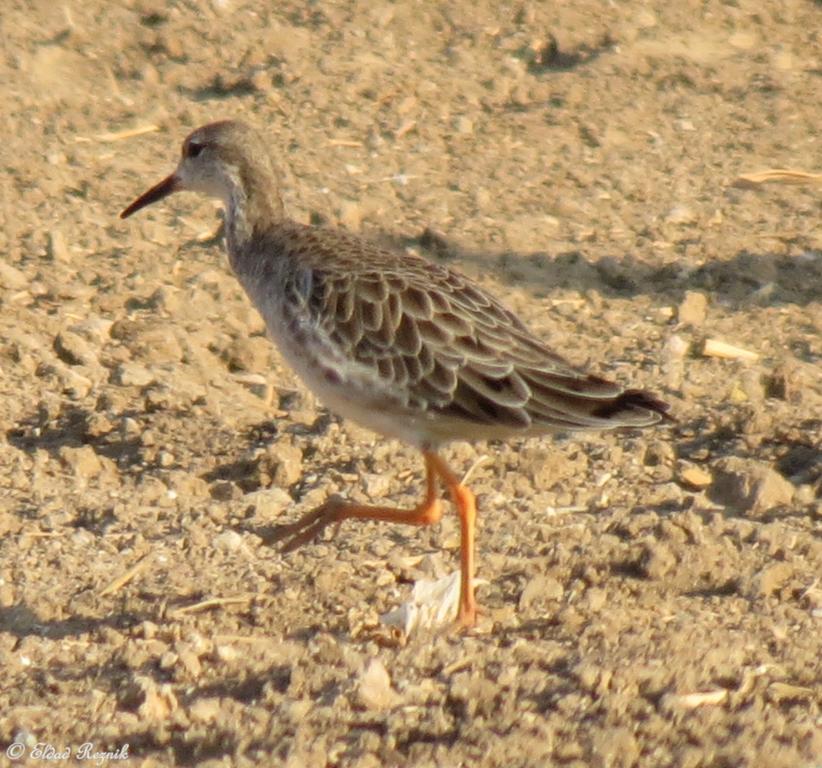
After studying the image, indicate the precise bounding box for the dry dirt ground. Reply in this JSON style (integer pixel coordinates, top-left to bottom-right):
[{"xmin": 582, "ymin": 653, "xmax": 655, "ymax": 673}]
[{"xmin": 1, "ymin": 1, "xmax": 820, "ymax": 766}]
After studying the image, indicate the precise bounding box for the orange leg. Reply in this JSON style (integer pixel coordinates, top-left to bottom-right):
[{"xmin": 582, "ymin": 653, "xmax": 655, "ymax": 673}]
[
  {"xmin": 275, "ymin": 451, "xmax": 479, "ymax": 627},
  {"xmin": 427, "ymin": 454, "xmax": 478, "ymax": 628}
]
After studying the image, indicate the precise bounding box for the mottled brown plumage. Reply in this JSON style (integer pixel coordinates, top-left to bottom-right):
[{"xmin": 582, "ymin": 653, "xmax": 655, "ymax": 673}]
[{"xmin": 121, "ymin": 120, "xmax": 671, "ymax": 628}]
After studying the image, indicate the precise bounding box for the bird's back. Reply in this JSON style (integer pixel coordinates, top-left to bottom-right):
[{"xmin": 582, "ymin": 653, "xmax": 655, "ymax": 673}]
[{"xmin": 230, "ymin": 222, "xmax": 671, "ymax": 446}]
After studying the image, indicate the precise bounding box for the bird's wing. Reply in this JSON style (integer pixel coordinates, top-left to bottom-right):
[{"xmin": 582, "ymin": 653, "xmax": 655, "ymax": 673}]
[{"xmin": 279, "ymin": 228, "xmax": 670, "ymax": 432}]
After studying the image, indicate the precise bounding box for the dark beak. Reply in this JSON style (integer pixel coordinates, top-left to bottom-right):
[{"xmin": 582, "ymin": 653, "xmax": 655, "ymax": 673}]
[{"xmin": 120, "ymin": 174, "xmax": 180, "ymax": 219}]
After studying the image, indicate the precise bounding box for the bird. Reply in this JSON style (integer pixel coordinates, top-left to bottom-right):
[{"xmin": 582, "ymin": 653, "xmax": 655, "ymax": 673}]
[{"xmin": 121, "ymin": 120, "xmax": 671, "ymax": 628}]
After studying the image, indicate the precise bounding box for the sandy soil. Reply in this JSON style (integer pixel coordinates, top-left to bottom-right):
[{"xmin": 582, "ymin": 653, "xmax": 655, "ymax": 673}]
[{"xmin": 1, "ymin": 1, "xmax": 820, "ymax": 766}]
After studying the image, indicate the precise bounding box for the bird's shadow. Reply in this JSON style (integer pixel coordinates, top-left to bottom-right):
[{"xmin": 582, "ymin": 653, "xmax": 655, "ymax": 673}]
[{"xmin": 379, "ymin": 228, "xmax": 822, "ymax": 313}]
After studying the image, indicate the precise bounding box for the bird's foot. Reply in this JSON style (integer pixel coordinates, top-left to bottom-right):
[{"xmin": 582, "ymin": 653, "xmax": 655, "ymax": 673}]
[{"xmin": 271, "ymin": 495, "xmax": 349, "ymax": 553}]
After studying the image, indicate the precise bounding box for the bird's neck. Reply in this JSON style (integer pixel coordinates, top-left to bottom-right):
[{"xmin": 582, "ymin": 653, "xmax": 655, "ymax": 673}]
[{"xmin": 222, "ymin": 163, "xmax": 286, "ymax": 259}]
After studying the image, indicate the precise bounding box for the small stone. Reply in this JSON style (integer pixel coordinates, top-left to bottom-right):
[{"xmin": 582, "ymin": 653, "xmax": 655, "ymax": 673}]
[
  {"xmin": 338, "ymin": 200, "xmax": 362, "ymax": 231},
  {"xmin": 216, "ymin": 644, "xmax": 240, "ymax": 663},
  {"xmin": 0, "ymin": 583, "xmax": 15, "ymax": 607},
  {"xmin": 166, "ymin": 470, "xmax": 208, "ymax": 500},
  {"xmin": 640, "ymin": 541, "xmax": 677, "ymax": 580},
  {"xmin": 0, "ymin": 261, "xmax": 27, "ymax": 290},
  {"xmin": 286, "ymin": 699, "xmax": 313, "ymax": 722},
  {"xmin": 121, "ymin": 417, "xmax": 141, "ymax": 438},
  {"xmin": 576, "ymin": 663, "xmax": 602, "ymax": 692},
  {"xmin": 643, "ymin": 440, "xmax": 675, "ymax": 467},
  {"xmin": 146, "ymin": 286, "xmax": 181, "ymax": 314},
  {"xmin": 140, "ymin": 621, "xmax": 159, "ymax": 640},
  {"xmin": 210, "ymin": 481, "xmax": 241, "ymax": 501},
  {"xmin": 113, "ymin": 362, "xmax": 156, "ymax": 387},
  {"xmin": 662, "ymin": 333, "xmax": 689, "ymax": 390},
  {"xmin": 710, "ymin": 458, "xmax": 794, "ymax": 515},
  {"xmin": 750, "ymin": 562, "xmax": 794, "ymax": 598},
  {"xmin": 677, "ymin": 291, "xmax": 708, "ymax": 326},
  {"xmin": 214, "ymin": 530, "xmax": 244, "ymax": 552},
  {"xmin": 158, "ymin": 451, "xmax": 175, "ymax": 468},
  {"xmin": 665, "ymin": 205, "xmax": 696, "ymax": 225},
  {"xmin": 264, "ymin": 442, "xmax": 303, "ymax": 487},
  {"xmin": 249, "ymin": 69, "xmax": 271, "ymax": 93},
  {"xmin": 233, "ymin": 372, "xmax": 272, "ymax": 401},
  {"xmin": 177, "ymin": 648, "xmax": 203, "ymax": 678},
  {"xmin": 677, "ymin": 463, "xmax": 712, "ymax": 490},
  {"xmin": 47, "ymin": 230, "xmax": 69, "ymax": 261},
  {"xmin": 474, "ymin": 187, "xmax": 492, "ymax": 212},
  {"xmin": 189, "ymin": 697, "xmax": 221, "ymax": 722},
  {"xmin": 456, "ymin": 116, "xmax": 474, "ymax": 135},
  {"xmin": 56, "ymin": 363, "xmax": 94, "ymax": 399},
  {"xmin": 223, "ymin": 335, "xmax": 270, "ymax": 372},
  {"xmin": 729, "ymin": 31, "xmax": 757, "ymax": 50},
  {"xmin": 133, "ymin": 327, "xmax": 183, "ymax": 364},
  {"xmin": 592, "ymin": 727, "xmax": 639, "ymax": 768},
  {"xmin": 358, "ymin": 659, "xmax": 402, "ymax": 710},
  {"xmin": 58, "ymin": 445, "xmax": 102, "ymax": 478},
  {"xmin": 363, "ymin": 473, "xmax": 391, "ymax": 500},
  {"xmin": 247, "ymin": 487, "xmax": 293, "ymax": 518},
  {"xmin": 583, "ymin": 587, "xmax": 607, "ymax": 612},
  {"xmin": 635, "ymin": 9, "xmax": 657, "ymax": 28},
  {"xmin": 519, "ymin": 574, "xmax": 564, "ymax": 610},
  {"xmin": 523, "ymin": 449, "xmax": 586, "ymax": 492},
  {"xmin": 136, "ymin": 678, "xmax": 178, "ymax": 722},
  {"xmin": 54, "ymin": 330, "xmax": 98, "ymax": 367}
]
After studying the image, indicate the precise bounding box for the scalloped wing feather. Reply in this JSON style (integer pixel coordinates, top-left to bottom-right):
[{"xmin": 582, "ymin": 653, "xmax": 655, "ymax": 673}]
[{"xmin": 275, "ymin": 225, "xmax": 670, "ymax": 436}]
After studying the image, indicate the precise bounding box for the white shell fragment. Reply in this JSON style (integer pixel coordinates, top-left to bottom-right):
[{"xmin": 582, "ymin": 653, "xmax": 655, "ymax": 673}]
[{"xmin": 381, "ymin": 572, "xmax": 487, "ymax": 635}]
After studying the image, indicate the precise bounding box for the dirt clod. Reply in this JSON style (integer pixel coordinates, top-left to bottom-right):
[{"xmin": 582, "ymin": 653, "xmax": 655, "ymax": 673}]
[{"xmin": 710, "ymin": 457, "xmax": 795, "ymax": 515}]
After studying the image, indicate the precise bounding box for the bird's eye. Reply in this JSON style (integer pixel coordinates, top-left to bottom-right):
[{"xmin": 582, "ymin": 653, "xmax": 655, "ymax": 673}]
[{"xmin": 186, "ymin": 142, "xmax": 204, "ymax": 158}]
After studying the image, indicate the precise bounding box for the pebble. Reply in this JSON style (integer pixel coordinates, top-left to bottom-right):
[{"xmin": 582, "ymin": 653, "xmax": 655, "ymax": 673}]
[
  {"xmin": 519, "ymin": 574, "xmax": 564, "ymax": 610},
  {"xmin": 146, "ymin": 286, "xmax": 182, "ymax": 314},
  {"xmin": 134, "ymin": 327, "xmax": 184, "ymax": 365},
  {"xmin": 47, "ymin": 229, "xmax": 69, "ymax": 262},
  {"xmin": 677, "ymin": 291, "xmax": 708, "ymax": 326},
  {"xmin": 246, "ymin": 487, "xmax": 293, "ymax": 518},
  {"xmin": 55, "ymin": 362, "xmax": 94, "ymax": 399},
  {"xmin": 264, "ymin": 442, "xmax": 304, "ymax": 487},
  {"xmin": 640, "ymin": 540, "xmax": 677, "ymax": 580},
  {"xmin": 583, "ymin": 587, "xmax": 607, "ymax": 612},
  {"xmin": 136, "ymin": 679, "xmax": 178, "ymax": 722},
  {"xmin": 363, "ymin": 472, "xmax": 391, "ymax": 500},
  {"xmin": 677, "ymin": 463, "xmax": 712, "ymax": 490},
  {"xmin": 763, "ymin": 362, "xmax": 798, "ymax": 402},
  {"xmin": 54, "ymin": 330, "xmax": 98, "ymax": 367},
  {"xmin": 662, "ymin": 333, "xmax": 689, "ymax": 390},
  {"xmin": 189, "ymin": 697, "xmax": 221, "ymax": 722},
  {"xmin": 58, "ymin": 445, "xmax": 103, "ymax": 478},
  {"xmin": 177, "ymin": 647, "xmax": 203, "ymax": 678},
  {"xmin": 210, "ymin": 481, "xmax": 241, "ymax": 501},
  {"xmin": 223, "ymin": 335, "xmax": 270, "ymax": 372},
  {"xmin": 0, "ymin": 261, "xmax": 27, "ymax": 290},
  {"xmin": 523, "ymin": 449, "xmax": 586, "ymax": 492},
  {"xmin": 593, "ymin": 726, "xmax": 640, "ymax": 768},
  {"xmin": 214, "ymin": 529, "xmax": 244, "ymax": 552},
  {"xmin": 750, "ymin": 562, "xmax": 794, "ymax": 598},
  {"xmin": 113, "ymin": 362, "xmax": 156, "ymax": 387},
  {"xmin": 665, "ymin": 205, "xmax": 696, "ymax": 225},
  {"xmin": 338, "ymin": 200, "xmax": 363, "ymax": 231},
  {"xmin": 710, "ymin": 457, "xmax": 794, "ymax": 515},
  {"xmin": 357, "ymin": 659, "xmax": 401, "ymax": 710},
  {"xmin": 643, "ymin": 439, "xmax": 675, "ymax": 467}
]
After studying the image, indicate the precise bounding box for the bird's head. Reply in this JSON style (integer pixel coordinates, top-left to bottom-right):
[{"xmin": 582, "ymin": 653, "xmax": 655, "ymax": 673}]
[{"xmin": 120, "ymin": 120, "xmax": 282, "ymax": 221}]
